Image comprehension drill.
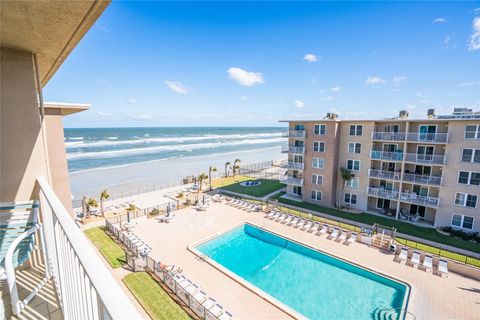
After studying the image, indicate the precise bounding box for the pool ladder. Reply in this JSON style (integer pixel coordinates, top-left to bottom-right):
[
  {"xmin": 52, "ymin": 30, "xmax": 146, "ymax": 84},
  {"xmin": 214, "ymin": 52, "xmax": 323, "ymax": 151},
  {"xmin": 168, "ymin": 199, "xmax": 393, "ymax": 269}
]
[{"xmin": 373, "ymin": 308, "xmax": 415, "ymax": 320}]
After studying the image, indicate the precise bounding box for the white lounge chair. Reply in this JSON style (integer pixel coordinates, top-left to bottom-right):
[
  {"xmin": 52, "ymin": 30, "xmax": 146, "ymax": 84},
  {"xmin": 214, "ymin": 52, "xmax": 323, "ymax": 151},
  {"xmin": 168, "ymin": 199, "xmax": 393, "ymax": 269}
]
[
  {"xmin": 396, "ymin": 248, "xmax": 408, "ymax": 264},
  {"xmin": 346, "ymin": 232, "xmax": 356, "ymax": 245},
  {"xmin": 219, "ymin": 311, "xmax": 233, "ymax": 320},
  {"xmin": 319, "ymin": 224, "xmax": 328, "ymax": 236},
  {"xmin": 202, "ymin": 298, "xmax": 216, "ymax": 310},
  {"xmin": 288, "ymin": 216, "xmax": 300, "ymax": 226},
  {"xmin": 328, "ymin": 227, "xmax": 339, "ymax": 240},
  {"xmin": 438, "ymin": 259, "xmax": 448, "ymax": 277},
  {"xmin": 209, "ymin": 304, "xmax": 224, "ymax": 317},
  {"xmin": 193, "ymin": 290, "xmax": 207, "ymax": 304},
  {"xmin": 422, "ymin": 255, "xmax": 433, "ymax": 272},
  {"xmin": 310, "ymin": 222, "xmax": 320, "ymax": 233},
  {"xmin": 337, "ymin": 230, "xmax": 347, "ymax": 242},
  {"xmin": 265, "ymin": 211, "xmax": 275, "ymax": 219},
  {"xmin": 295, "ymin": 218, "xmax": 305, "ymax": 228},
  {"xmin": 410, "ymin": 251, "xmax": 421, "ymax": 268},
  {"xmin": 282, "ymin": 215, "xmax": 293, "ymax": 224},
  {"xmin": 275, "ymin": 213, "xmax": 287, "ymax": 222},
  {"xmin": 271, "ymin": 211, "xmax": 282, "ymax": 220},
  {"xmin": 302, "ymin": 220, "xmax": 313, "ymax": 231}
]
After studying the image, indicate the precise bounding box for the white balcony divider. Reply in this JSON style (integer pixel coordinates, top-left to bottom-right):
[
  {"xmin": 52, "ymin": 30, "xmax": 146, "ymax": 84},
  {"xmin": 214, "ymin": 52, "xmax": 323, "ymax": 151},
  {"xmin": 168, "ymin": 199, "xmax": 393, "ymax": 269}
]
[
  {"xmin": 402, "ymin": 173, "xmax": 442, "ymax": 186},
  {"xmin": 403, "ymin": 153, "xmax": 446, "ymax": 165},
  {"xmin": 371, "ymin": 132, "xmax": 406, "ymax": 141},
  {"xmin": 37, "ymin": 178, "xmax": 141, "ymax": 320},
  {"xmin": 405, "ymin": 132, "xmax": 448, "ymax": 143},
  {"xmin": 367, "ymin": 169, "xmax": 401, "ymax": 181},
  {"xmin": 399, "ymin": 192, "xmax": 440, "ymax": 208}
]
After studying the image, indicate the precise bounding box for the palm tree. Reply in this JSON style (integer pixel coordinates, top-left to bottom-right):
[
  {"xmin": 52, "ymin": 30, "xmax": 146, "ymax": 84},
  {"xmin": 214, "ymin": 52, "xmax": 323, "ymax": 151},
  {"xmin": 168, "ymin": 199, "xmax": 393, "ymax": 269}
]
[
  {"xmin": 86, "ymin": 198, "xmax": 98, "ymax": 219},
  {"xmin": 339, "ymin": 167, "xmax": 355, "ymax": 207},
  {"xmin": 198, "ymin": 173, "xmax": 208, "ymax": 192},
  {"xmin": 100, "ymin": 189, "xmax": 110, "ymax": 216},
  {"xmin": 232, "ymin": 159, "xmax": 241, "ymax": 177},
  {"xmin": 209, "ymin": 166, "xmax": 217, "ymax": 191},
  {"xmin": 224, "ymin": 161, "xmax": 231, "ymax": 177}
]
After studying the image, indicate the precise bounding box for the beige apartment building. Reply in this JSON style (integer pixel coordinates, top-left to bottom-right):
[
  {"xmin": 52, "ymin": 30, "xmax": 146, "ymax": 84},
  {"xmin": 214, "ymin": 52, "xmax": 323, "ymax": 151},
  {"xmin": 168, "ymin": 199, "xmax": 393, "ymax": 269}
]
[{"xmin": 281, "ymin": 109, "xmax": 480, "ymax": 233}]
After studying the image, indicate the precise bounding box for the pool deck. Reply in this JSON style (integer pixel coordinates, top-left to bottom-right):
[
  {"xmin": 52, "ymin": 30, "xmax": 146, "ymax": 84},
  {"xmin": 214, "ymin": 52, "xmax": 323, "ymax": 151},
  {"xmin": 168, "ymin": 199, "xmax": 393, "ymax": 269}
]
[{"xmin": 131, "ymin": 202, "xmax": 480, "ymax": 319}]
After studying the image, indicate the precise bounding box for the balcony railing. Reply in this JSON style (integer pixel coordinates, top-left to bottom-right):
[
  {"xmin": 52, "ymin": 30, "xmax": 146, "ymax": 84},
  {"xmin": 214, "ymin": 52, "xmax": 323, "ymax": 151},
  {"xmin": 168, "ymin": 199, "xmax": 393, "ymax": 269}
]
[
  {"xmin": 371, "ymin": 132, "xmax": 406, "ymax": 141},
  {"xmin": 406, "ymin": 133, "xmax": 448, "ymax": 143},
  {"xmin": 37, "ymin": 178, "xmax": 140, "ymax": 319},
  {"xmin": 368, "ymin": 169, "xmax": 401, "ymax": 181},
  {"xmin": 399, "ymin": 192, "xmax": 440, "ymax": 208},
  {"xmin": 281, "ymin": 145, "xmax": 305, "ymax": 154},
  {"xmin": 282, "ymin": 130, "xmax": 306, "ymax": 138},
  {"xmin": 370, "ymin": 150, "xmax": 404, "ymax": 161},
  {"xmin": 404, "ymin": 153, "xmax": 446, "ymax": 165},
  {"xmin": 287, "ymin": 161, "xmax": 305, "ymax": 170},
  {"xmin": 367, "ymin": 187, "xmax": 399, "ymax": 200},
  {"xmin": 402, "ymin": 173, "xmax": 442, "ymax": 186},
  {"xmin": 286, "ymin": 176, "xmax": 304, "ymax": 186}
]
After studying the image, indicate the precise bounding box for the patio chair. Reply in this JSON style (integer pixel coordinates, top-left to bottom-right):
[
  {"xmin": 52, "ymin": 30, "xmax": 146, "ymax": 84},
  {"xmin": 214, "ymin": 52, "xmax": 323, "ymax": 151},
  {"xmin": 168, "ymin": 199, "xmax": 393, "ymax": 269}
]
[
  {"xmin": 275, "ymin": 213, "xmax": 287, "ymax": 222},
  {"xmin": 410, "ymin": 251, "xmax": 421, "ymax": 268},
  {"xmin": 395, "ymin": 248, "xmax": 408, "ymax": 264},
  {"xmin": 302, "ymin": 220, "xmax": 313, "ymax": 231},
  {"xmin": 265, "ymin": 211, "xmax": 275, "ymax": 219},
  {"xmin": 282, "ymin": 215, "xmax": 293, "ymax": 224},
  {"xmin": 319, "ymin": 224, "xmax": 328, "ymax": 236},
  {"xmin": 295, "ymin": 218, "xmax": 306, "ymax": 228},
  {"xmin": 328, "ymin": 227, "xmax": 339, "ymax": 240},
  {"xmin": 336, "ymin": 230, "xmax": 347, "ymax": 242},
  {"xmin": 287, "ymin": 216, "xmax": 299, "ymax": 226},
  {"xmin": 209, "ymin": 304, "xmax": 224, "ymax": 317},
  {"xmin": 345, "ymin": 232, "xmax": 357, "ymax": 245},
  {"xmin": 437, "ymin": 259, "xmax": 448, "ymax": 277},
  {"xmin": 0, "ymin": 201, "xmax": 50, "ymax": 316},
  {"xmin": 193, "ymin": 290, "xmax": 208, "ymax": 304},
  {"xmin": 219, "ymin": 311, "xmax": 233, "ymax": 320},
  {"xmin": 310, "ymin": 222, "xmax": 320, "ymax": 233},
  {"xmin": 421, "ymin": 255, "xmax": 433, "ymax": 272},
  {"xmin": 202, "ymin": 297, "xmax": 216, "ymax": 310}
]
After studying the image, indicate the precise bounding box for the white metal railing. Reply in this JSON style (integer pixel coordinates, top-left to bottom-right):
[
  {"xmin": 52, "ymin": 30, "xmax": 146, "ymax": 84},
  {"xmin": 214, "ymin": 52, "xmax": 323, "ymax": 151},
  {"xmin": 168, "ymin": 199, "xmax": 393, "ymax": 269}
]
[
  {"xmin": 404, "ymin": 153, "xmax": 446, "ymax": 165},
  {"xmin": 370, "ymin": 150, "xmax": 404, "ymax": 161},
  {"xmin": 286, "ymin": 177, "xmax": 304, "ymax": 186},
  {"xmin": 371, "ymin": 132, "xmax": 406, "ymax": 141},
  {"xmin": 399, "ymin": 192, "xmax": 440, "ymax": 208},
  {"xmin": 406, "ymin": 132, "xmax": 448, "ymax": 143},
  {"xmin": 402, "ymin": 173, "xmax": 442, "ymax": 186},
  {"xmin": 37, "ymin": 178, "xmax": 141, "ymax": 319},
  {"xmin": 281, "ymin": 145, "xmax": 305, "ymax": 154},
  {"xmin": 367, "ymin": 187, "xmax": 399, "ymax": 200},
  {"xmin": 282, "ymin": 130, "xmax": 306, "ymax": 138},
  {"xmin": 368, "ymin": 169, "xmax": 401, "ymax": 181},
  {"xmin": 287, "ymin": 161, "xmax": 304, "ymax": 170}
]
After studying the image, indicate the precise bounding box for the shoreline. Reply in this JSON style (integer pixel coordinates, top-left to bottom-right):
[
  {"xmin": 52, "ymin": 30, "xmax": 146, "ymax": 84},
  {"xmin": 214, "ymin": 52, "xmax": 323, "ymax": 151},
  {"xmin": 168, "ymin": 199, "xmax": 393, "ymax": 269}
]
[{"xmin": 70, "ymin": 146, "xmax": 285, "ymax": 200}]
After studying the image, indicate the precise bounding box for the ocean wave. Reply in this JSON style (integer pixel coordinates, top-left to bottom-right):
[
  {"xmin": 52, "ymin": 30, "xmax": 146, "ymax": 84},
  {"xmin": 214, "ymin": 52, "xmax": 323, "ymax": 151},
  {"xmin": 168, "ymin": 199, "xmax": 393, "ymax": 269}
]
[
  {"xmin": 65, "ymin": 132, "xmax": 283, "ymax": 148},
  {"xmin": 67, "ymin": 137, "xmax": 285, "ymax": 160},
  {"xmin": 68, "ymin": 137, "xmax": 84, "ymax": 140}
]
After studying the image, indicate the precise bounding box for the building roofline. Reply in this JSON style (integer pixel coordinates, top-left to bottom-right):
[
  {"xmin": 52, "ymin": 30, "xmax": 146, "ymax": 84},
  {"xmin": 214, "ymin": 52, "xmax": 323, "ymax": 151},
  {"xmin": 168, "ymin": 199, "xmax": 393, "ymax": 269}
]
[
  {"xmin": 279, "ymin": 118, "xmax": 480, "ymax": 123},
  {"xmin": 44, "ymin": 102, "xmax": 90, "ymax": 116}
]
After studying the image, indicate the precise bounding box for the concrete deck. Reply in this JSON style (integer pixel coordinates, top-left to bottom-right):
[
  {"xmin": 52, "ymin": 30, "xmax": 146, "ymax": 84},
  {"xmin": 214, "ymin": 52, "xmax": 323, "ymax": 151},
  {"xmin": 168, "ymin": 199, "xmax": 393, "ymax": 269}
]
[{"xmin": 131, "ymin": 202, "xmax": 480, "ymax": 319}]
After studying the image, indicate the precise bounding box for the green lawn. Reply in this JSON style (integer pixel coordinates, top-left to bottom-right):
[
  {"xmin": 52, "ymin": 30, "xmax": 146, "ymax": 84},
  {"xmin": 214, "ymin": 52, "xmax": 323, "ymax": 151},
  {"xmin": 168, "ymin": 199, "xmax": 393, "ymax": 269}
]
[
  {"xmin": 271, "ymin": 192, "xmax": 480, "ymax": 254},
  {"xmin": 84, "ymin": 227, "xmax": 125, "ymax": 268},
  {"xmin": 123, "ymin": 272, "xmax": 190, "ymax": 320},
  {"xmin": 220, "ymin": 179, "xmax": 286, "ymax": 197},
  {"xmin": 211, "ymin": 175, "xmax": 251, "ymax": 188}
]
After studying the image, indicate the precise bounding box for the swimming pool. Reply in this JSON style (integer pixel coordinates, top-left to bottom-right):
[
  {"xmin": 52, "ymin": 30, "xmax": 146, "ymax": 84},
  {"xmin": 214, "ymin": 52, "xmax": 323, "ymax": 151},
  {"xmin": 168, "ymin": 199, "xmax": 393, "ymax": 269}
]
[{"xmin": 195, "ymin": 223, "xmax": 409, "ymax": 320}]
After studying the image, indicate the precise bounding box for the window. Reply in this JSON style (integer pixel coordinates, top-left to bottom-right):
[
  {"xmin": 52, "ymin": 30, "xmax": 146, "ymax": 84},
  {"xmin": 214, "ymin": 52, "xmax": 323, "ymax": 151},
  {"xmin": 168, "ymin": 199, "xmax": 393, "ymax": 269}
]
[
  {"xmin": 349, "ymin": 125, "xmax": 363, "ymax": 136},
  {"xmin": 454, "ymin": 192, "xmax": 478, "ymax": 208},
  {"xmin": 311, "ymin": 190, "xmax": 322, "ymax": 201},
  {"xmin": 451, "ymin": 214, "xmax": 475, "ymax": 230},
  {"xmin": 344, "ymin": 193, "xmax": 357, "ymax": 204},
  {"xmin": 465, "ymin": 125, "xmax": 480, "ymax": 139},
  {"xmin": 313, "ymin": 141, "xmax": 325, "ymax": 152},
  {"xmin": 462, "ymin": 149, "xmax": 480, "ymax": 163},
  {"xmin": 345, "ymin": 177, "xmax": 359, "ymax": 189},
  {"xmin": 312, "ymin": 158, "xmax": 325, "ymax": 169},
  {"xmin": 311, "ymin": 174, "xmax": 323, "ymax": 185},
  {"xmin": 294, "ymin": 124, "xmax": 305, "ymax": 131},
  {"xmin": 348, "ymin": 142, "xmax": 361, "ymax": 154},
  {"xmin": 314, "ymin": 124, "xmax": 326, "ymax": 135},
  {"xmin": 458, "ymin": 171, "xmax": 480, "ymax": 185},
  {"xmin": 346, "ymin": 159, "xmax": 360, "ymax": 171}
]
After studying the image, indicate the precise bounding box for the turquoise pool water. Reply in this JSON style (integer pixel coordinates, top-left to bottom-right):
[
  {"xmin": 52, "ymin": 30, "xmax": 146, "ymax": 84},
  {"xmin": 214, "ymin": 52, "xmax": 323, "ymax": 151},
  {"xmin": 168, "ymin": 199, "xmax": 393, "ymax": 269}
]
[{"xmin": 196, "ymin": 224, "xmax": 409, "ymax": 320}]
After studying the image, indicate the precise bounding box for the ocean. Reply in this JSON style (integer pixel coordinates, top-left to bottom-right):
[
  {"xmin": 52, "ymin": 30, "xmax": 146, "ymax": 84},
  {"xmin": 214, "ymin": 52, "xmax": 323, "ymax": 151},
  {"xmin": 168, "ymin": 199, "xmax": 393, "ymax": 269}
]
[{"xmin": 65, "ymin": 127, "xmax": 286, "ymax": 173}]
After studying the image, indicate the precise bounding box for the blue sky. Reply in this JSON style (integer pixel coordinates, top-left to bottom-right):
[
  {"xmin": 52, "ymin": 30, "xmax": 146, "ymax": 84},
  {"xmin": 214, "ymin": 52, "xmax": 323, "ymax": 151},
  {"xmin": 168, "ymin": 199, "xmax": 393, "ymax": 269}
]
[{"xmin": 44, "ymin": 1, "xmax": 480, "ymax": 128}]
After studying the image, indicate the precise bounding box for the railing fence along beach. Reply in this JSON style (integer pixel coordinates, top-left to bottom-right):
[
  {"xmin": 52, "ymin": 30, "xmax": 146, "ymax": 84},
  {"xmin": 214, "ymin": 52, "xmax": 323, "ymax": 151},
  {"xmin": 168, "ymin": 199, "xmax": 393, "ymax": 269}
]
[{"xmin": 105, "ymin": 216, "xmax": 231, "ymax": 320}]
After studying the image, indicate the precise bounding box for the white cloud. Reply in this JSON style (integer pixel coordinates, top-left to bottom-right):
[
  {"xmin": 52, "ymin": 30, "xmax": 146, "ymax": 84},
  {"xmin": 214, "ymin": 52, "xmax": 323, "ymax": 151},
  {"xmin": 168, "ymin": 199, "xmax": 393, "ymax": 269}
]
[
  {"xmin": 97, "ymin": 111, "xmax": 112, "ymax": 117},
  {"xmin": 415, "ymin": 92, "xmax": 424, "ymax": 97},
  {"xmin": 326, "ymin": 96, "xmax": 333, "ymax": 101},
  {"xmin": 303, "ymin": 54, "xmax": 318, "ymax": 62},
  {"xmin": 164, "ymin": 80, "xmax": 190, "ymax": 94},
  {"xmin": 468, "ymin": 16, "xmax": 480, "ymax": 51},
  {"xmin": 131, "ymin": 114, "xmax": 153, "ymax": 120},
  {"xmin": 392, "ymin": 76, "xmax": 407, "ymax": 84},
  {"xmin": 330, "ymin": 86, "xmax": 341, "ymax": 92},
  {"xmin": 227, "ymin": 67, "xmax": 264, "ymax": 86},
  {"xmin": 366, "ymin": 76, "xmax": 386, "ymax": 85},
  {"xmin": 294, "ymin": 100, "xmax": 306, "ymax": 109},
  {"xmin": 127, "ymin": 98, "xmax": 137, "ymax": 104},
  {"xmin": 240, "ymin": 95, "xmax": 248, "ymax": 100},
  {"xmin": 457, "ymin": 81, "xmax": 480, "ymax": 87},
  {"xmin": 433, "ymin": 17, "xmax": 446, "ymax": 23}
]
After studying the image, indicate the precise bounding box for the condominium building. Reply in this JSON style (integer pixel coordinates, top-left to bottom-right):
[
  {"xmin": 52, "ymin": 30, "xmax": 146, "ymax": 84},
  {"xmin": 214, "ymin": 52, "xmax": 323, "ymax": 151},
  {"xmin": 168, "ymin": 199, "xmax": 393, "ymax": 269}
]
[{"xmin": 281, "ymin": 109, "xmax": 480, "ymax": 232}]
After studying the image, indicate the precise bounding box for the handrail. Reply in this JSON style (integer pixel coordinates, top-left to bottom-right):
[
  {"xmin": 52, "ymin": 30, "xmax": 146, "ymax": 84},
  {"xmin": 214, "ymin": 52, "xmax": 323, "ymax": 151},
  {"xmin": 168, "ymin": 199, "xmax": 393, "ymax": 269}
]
[{"xmin": 37, "ymin": 178, "xmax": 141, "ymax": 319}]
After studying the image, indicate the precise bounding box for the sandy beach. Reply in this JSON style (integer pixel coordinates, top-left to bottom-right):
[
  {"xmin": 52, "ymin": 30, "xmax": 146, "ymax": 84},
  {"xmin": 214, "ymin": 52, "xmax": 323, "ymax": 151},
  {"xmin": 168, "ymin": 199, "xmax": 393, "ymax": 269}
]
[{"xmin": 70, "ymin": 146, "xmax": 285, "ymax": 200}]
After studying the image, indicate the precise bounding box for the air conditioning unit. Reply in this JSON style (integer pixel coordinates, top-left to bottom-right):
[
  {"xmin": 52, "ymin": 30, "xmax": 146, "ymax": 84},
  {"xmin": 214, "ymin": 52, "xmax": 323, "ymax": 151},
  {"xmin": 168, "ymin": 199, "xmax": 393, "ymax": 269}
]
[{"xmin": 398, "ymin": 110, "xmax": 409, "ymax": 119}]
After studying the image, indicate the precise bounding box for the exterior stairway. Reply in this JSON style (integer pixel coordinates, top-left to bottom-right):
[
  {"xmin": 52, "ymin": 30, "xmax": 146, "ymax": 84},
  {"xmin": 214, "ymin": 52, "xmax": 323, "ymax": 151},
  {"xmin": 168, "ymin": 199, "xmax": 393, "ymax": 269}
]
[{"xmin": 372, "ymin": 233, "xmax": 392, "ymax": 251}]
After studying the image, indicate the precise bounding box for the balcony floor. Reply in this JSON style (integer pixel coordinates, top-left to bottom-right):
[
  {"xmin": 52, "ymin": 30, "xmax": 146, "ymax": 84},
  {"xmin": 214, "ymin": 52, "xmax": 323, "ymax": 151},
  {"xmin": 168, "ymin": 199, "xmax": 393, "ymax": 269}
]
[{"xmin": 1, "ymin": 262, "xmax": 62, "ymax": 320}]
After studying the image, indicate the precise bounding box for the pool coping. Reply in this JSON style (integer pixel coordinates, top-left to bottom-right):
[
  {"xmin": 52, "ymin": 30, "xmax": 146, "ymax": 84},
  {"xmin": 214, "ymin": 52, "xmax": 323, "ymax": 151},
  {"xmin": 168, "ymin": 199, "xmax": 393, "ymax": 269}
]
[{"xmin": 188, "ymin": 221, "xmax": 412, "ymax": 319}]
